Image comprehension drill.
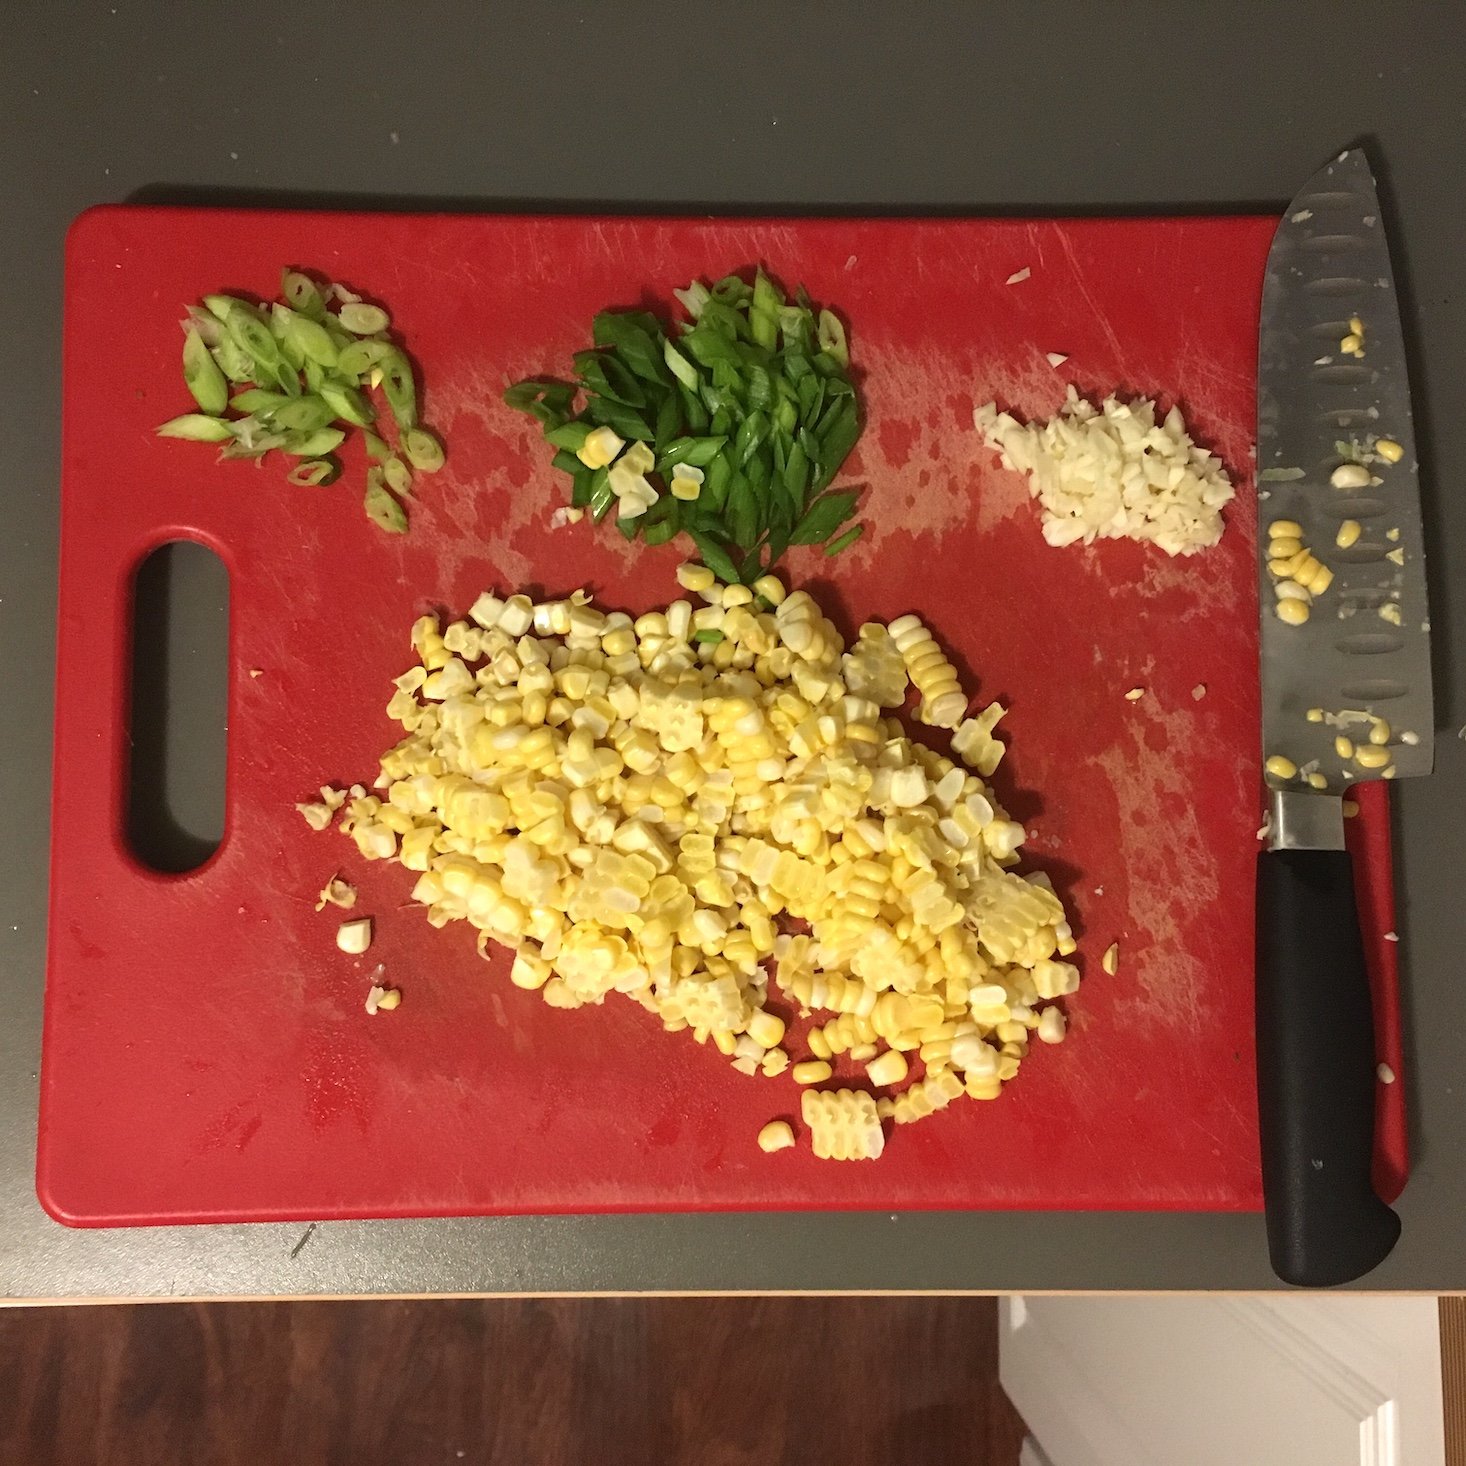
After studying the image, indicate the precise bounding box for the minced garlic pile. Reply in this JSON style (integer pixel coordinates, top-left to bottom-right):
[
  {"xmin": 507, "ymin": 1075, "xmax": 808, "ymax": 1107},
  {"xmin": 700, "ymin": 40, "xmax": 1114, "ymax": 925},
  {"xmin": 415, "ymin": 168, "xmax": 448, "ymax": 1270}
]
[{"xmin": 974, "ymin": 387, "xmax": 1234, "ymax": 555}]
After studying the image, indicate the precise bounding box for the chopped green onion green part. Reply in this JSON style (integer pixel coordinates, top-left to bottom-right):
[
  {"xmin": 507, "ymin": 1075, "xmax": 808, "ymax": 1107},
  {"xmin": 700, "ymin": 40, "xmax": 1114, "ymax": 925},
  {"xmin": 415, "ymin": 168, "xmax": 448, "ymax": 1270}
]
[{"xmin": 506, "ymin": 267, "xmax": 863, "ymax": 578}]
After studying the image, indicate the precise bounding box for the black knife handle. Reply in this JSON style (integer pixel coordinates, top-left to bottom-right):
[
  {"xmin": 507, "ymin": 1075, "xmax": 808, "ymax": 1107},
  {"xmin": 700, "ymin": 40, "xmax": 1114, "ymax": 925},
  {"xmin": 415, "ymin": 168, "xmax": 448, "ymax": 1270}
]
[{"xmin": 1256, "ymin": 848, "xmax": 1400, "ymax": 1286}]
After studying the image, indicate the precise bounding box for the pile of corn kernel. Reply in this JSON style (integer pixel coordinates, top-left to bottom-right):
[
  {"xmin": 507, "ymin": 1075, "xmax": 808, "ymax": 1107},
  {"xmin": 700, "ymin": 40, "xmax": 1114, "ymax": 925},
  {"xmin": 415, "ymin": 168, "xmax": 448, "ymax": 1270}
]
[{"xmin": 324, "ymin": 565, "xmax": 1079, "ymax": 1160}]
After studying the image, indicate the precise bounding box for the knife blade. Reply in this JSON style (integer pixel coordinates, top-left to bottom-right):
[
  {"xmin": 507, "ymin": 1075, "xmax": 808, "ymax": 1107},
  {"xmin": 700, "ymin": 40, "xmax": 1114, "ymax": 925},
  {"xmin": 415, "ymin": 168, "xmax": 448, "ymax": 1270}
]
[{"xmin": 1255, "ymin": 148, "xmax": 1433, "ymax": 1287}]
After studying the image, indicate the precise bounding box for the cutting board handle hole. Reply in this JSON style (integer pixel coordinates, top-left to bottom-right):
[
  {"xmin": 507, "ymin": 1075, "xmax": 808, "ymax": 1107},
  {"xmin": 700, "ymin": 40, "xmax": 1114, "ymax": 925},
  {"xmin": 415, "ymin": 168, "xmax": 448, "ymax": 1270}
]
[{"xmin": 126, "ymin": 540, "xmax": 229, "ymax": 874}]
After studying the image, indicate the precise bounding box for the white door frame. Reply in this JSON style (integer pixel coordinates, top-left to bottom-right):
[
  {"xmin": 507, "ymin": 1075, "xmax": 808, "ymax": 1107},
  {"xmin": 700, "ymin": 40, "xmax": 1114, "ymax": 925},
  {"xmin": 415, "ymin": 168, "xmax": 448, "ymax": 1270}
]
[{"xmin": 1000, "ymin": 1294, "xmax": 1444, "ymax": 1466}]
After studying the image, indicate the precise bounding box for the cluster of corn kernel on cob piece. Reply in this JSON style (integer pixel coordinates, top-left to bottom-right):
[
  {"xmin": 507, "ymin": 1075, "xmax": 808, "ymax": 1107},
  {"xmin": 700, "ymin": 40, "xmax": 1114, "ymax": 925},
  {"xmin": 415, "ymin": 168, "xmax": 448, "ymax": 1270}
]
[{"xmin": 320, "ymin": 566, "xmax": 1078, "ymax": 1160}]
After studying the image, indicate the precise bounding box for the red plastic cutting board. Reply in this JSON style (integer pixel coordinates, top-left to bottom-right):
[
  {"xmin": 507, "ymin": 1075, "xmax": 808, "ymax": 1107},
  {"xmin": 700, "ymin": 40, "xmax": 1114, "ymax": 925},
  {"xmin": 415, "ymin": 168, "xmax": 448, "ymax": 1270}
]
[{"xmin": 41, "ymin": 206, "xmax": 1407, "ymax": 1225}]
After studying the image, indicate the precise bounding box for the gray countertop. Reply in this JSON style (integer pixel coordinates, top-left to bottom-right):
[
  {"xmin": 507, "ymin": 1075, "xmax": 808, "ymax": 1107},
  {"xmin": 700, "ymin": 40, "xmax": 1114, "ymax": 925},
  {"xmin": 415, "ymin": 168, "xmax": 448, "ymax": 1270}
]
[{"xmin": 4, "ymin": 2, "xmax": 1464, "ymax": 1298}]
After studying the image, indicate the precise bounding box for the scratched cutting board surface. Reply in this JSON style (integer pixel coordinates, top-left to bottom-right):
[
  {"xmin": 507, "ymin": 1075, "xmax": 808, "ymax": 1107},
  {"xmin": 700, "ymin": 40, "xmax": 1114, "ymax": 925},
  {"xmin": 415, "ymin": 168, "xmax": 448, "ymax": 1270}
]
[{"xmin": 40, "ymin": 206, "xmax": 1407, "ymax": 1225}]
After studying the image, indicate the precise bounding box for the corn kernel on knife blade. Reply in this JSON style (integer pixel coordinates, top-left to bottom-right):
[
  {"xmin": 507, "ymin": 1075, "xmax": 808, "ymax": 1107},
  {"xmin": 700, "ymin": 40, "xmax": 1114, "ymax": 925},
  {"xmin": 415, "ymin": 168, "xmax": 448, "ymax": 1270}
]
[
  {"xmin": 1259, "ymin": 147, "xmax": 1433, "ymax": 848},
  {"xmin": 1254, "ymin": 147, "xmax": 1432, "ymax": 1288}
]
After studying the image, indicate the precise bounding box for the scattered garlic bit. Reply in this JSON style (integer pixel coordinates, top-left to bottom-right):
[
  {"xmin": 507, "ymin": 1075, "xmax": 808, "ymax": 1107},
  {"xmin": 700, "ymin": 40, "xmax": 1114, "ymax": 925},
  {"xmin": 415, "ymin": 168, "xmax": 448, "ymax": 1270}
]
[
  {"xmin": 365, "ymin": 983, "xmax": 386, "ymax": 1015},
  {"xmin": 1045, "ymin": 352, "xmax": 1068, "ymax": 368},
  {"xmin": 1386, "ymin": 527, "xmax": 1401, "ymax": 542},
  {"xmin": 1124, "ymin": 687, "xmax": 1145, "ymax": 702},
  {"xmin": 1005, "ymin": 267, "xmax": 1031, "ymax": 285},
  {"xmin": 1386, "ymin": 546, "xmax": 1405, "ymax": 566},
  {"xmin": 336, "ymin": 917, "xmax": 373, "ymax": 954},
  {"xmin": 1383, "ymin": 930, "xmax": 1399, "ymax": 943},
  {"xmin": 1330, "ymin": 463, "xmax": 1371, "ymax": 490},
  {"xmin": 1290, "ymin": 209, "xmax": 1313, "ymax": 223},
  {"xmin": 549, "ymin": 506, "xmax": 585, "ymax": 529},
  {"xmin": 297, "ymin": 801, "xmax": 334, "ymax": 831},
  {"xmin": 757, "ymin": 1119, "xmax": 796, "ymax": 1154},
  {"xmin": 802, "ymin": 1089, "xmax": 884, "ymax": 1160},
  {"xmin": 325, "ymin": 581, "xmax": 1077, "ymax": 1154},
  {"xmin": 1101, "ymin": 942, "xmax": 1119, "ymax": 977},
  {"xmin": 1377, "ymin": 1063, "xmax": 1396, "ymax": 1085},
  {"xmin": 248, "ymin": 668, "xmax": 264, "ymax": 679},
  {"xmin": 315, "ymin": 876, "xmax": 358, "ymax": 912},
  {"xmin": 1378, "ymin": 602, "xmax": 1403, "ymax": 626},
  {"xmin": 973, "ymin": 388, "xmax": 1234, "ymax": 556},
  {"xmin": 1191, "ymin": 684, "xmax": 1207, "ymax": 701}
]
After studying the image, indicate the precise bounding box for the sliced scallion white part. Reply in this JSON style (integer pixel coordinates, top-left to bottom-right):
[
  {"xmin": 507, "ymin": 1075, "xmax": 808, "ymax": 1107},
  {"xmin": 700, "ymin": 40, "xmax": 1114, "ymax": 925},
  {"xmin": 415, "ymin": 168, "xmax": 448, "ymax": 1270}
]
[
  {"xmin": 383, "ymin": 455, "xmax": 413, "ymax": 496},
  {"xmin": 182, "ymin": 327, "xmax": 228, "ymax": 414},
  {"xmin": 338, "ymin": 302, "xmax": 390, "ymax": 335},
  {"xmin": 364, "ymin": 467, "xmax": 408, "ymax": 534},
  {"xmin": 156, "ymin": 413, "xmax": 233, "ymax": 442},
  {"xmin": 402, "ymin": 427, "xmax": 444, "ymax": 473},
  {"xmin": 287, "ymin": 458, "xmax": 339, "ymax": 486}
]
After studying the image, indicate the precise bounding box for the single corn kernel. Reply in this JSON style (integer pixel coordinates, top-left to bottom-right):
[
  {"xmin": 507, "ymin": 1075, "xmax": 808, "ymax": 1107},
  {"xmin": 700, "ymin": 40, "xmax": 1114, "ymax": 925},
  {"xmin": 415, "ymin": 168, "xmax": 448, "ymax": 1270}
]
[
  {"xmin": 865, "ymin": 1049, "xmax": 909, "ymax": 1088},
  {"xmin": 1267, "ymin": 536, "xmax": 1302, "ymax": 559},
  {"xmin": 1343, "ymin": 799, "xmax": 1360, "ymax": 818},
  {"xmin": 792, "ymin": 1060, "xmax": 833, "ymax": 1085},
  {"xmin": 751, "ymin": 575, "xmax": 787, "ymax": 606},
  {"xmin": 670, "ymin": 466, "xmax": 704, "ymax": 501},
  {"xmin": 1368, "ymin": 718, "xmax": 1391, "ymax": 746},
  {"xmin": 1307, "ymin": 772, "xmax": 1328, "ymax": 790},
  {"xmin": 577, "ymin": 426, "xmax": 624, "ymax": 470},
  {"xmin": 1276, "ymin": 598, "xmax": 1310, "ymax": 626},
  {"xmin": 1304, "ymin": 562, "xmax": 1333, "ymax": 596},
  {"xmin": 1335, "ymin": 736, "xmax": 1355, "ymax": 759},
  {"xmin": 746, "ymin": 1009, "xmax": 786, "ymax": 1050},
  {"xmin": 1335, "ymin": 519, "xmax": 1362, "ymax": 549},
  {"xmin": 1268, "ymin": 519, "xmax": 1303, "ymax": 539},
  {"xmin": 1275, "ymin": 581, "xmax": 1310, "ymax": 603},
  {"xmin": 757, "ymin": 1119, "xmax": 796, "ymax": 1153},
  {"xmin": 1101, "ymin": 942, "xmax": 1119, "ymax": 976},
  {"xmin": 1374, "ymin": 438, "xmax": 1404, "ymax": 464},
  {"xmin": 1339, "ymin": 331, "xmax": 1363, "ymax": 355},
  {"xmin": 1037, "ymin": 1007, "xmax": 1066, "ymax": 1044},
  {"xmin": 336, "ymin": 918, "xmax": 372, "ymax": 954},
  {"xmin": 1354, "ymin": 745, "xmax": 1392, "ymax": 770},
  {"xmin": 374, "ymin": 987, "xmax": 401, "ymax": 1012},
  {"xmin": 510, "ymin": 950, "xmax": 552, "ymax": 990},
  {"xmin": 1265, "ymin": 754, "xmax": 1298, "ymax": 780},
  {"xmin": 676, "ymin": 562, "xmax": 716, "ymax": 593},
  {"xmin": 1306, "ymin": 707, "xmax": 1325, "ymax": 722}
]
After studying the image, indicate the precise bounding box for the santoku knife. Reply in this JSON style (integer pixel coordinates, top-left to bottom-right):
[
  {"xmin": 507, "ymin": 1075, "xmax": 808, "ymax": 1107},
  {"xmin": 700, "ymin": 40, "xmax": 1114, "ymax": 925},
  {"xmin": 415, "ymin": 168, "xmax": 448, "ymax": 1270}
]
[{"xmin": 1256, "ymin": 148, "xmax": 1433, "ymax": 1287}]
